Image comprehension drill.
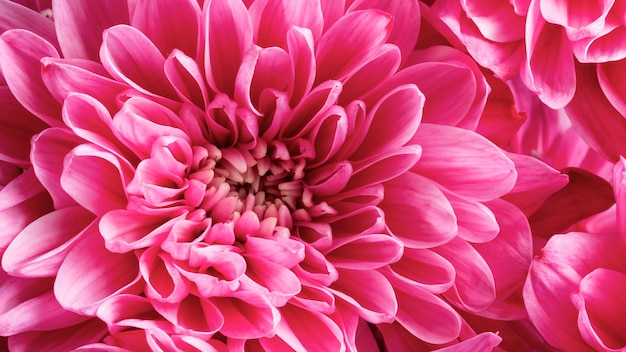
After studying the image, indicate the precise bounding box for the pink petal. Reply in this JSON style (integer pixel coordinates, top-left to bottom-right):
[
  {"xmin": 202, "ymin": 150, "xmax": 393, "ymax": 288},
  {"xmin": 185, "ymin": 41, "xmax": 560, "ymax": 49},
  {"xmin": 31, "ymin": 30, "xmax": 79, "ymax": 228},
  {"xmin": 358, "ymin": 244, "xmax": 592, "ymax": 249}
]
[
  {"xmin": 8, "ymin": 319, "xmax": 107, "ymax": 352},
  {"xmin": 60, "ymin": 144, "xmax": 130, "ymax": 216},
  {"xmin": 351, "ymin": 84, "xmax": 424, "ymax": 160},
  {"xmin": 521, "ymin": 0, "xmax": 575, "ymax": 109},
  {"xmin": 31, "ymin": 128, "xmax": 83, "ymax": 209},
  {"xmin": 243, "ymin": 254, "xmax": 302, "ymax": 307},
  {"xmin": 100, "ymin": 210, "xmax": 182, "ymax": 253},
  {"xmin": 346, "ymin": 145, "xmax": 422, "ymax": 192},
  {"xmin": 460, "ymin": 0, "xmax": 525, "ymax": 42},
  {"xmin": 597, "ymin": 59, "xmax": 626, "ymax": 117},
  {"xmin": 573, "ymin": 268, "xmax": 626, "ymax": 351},
  {"xmin": 412, "ymin": 124, "xmax": 517, "ymax": 201},
  {"xmin": 248, "ymin": 46, "xmax": 292, "ymax": 108},
  {"xmin": 330, "ymin": 268, "xmax": 397, "ymax": 323},
  {"xmin": 152, "ymin": 295, "xmax": 223, "ymax": 338},
  {"xmin": 439, "ymin": 189, "xmax": 499, "ymax": 243},
  {"xmin": 615, "ymin": 157, "xmax": 626, "ymax": 237},
  {"xmin": 2, "ymin": 206, "xmax": 95, "ymax": 277},
  {"xmin": 539, "ymin": 0, "xmax": 613, "ymax": 39},
  {"xmin": 566, "ymin": 63, "xmax": 626, "ymax": 162},
  {"xmin": 139, "ymin": 248, "xmax": 189, "ymax": 303},
  {"xmin": 244, "ymin": 236, "xmax": 305, "ymax": 268},
  {"xmin": 0, "ymin": 169, "xmax": 53, "ymax": 251},
  {"xmin": 53, "ymin": 0, "xmax": 129, "ymax": 60},
  {"xmin": 435, "ymin": 332, "xmax": 503, "ymax": 352},
  {"xmin": 0, "ymin": 87, "xmax": 48, "ymax": 165},
  {"xmin": 0, "ymin": 29, "xmax": 62, "ymax": 126},
  {"xmin": 54, "ymin": 226, "xmax": 142, "ymax": 315},
  {"xmin": 386, "ymin": 248, "xmax": 455, "ymax": 294},
  {"xmin": 0, "ymin": 274, "xmax": 87, "ymax": 335},
  {"xmin": 285, "ymin": 26, "xmax": 316, "ymax": 106},
  {"xmin": 248, "ymin": 0, "xmax": 324, "ymax": 48},
  {"xmin": 164, "ymin": 49, "xmax": 210, "ymax": 109},
  {"xmin": 210, "ymin": 294, "xmax": 279, "ymax": 339},
  {"xmin": 100, "ymin": 24, "xmax": 177, "ymax": 99},
  {"xmin": 41, "ymin": 58, "xmax": 129, "ymax": 114},
  {"xmin": 275, "ymin": 304, "xmax": 344, "ymax": 351},
  {"xmin": 0, "ymin": 0, "xmax": 58, "ymax": 47},
  {"xmin": 315, "ymin": 9, "xmax": 393, "ymax": 84},
  {"xmin": 572, "ymin": 26, "xmax": 626, "ymax": 63},
  {"xmin": 325, "ymin": 234, "xmax": 403, "ymax": 270},
  {"xmin": 381, "ymin": 172, "xmax": 457, "ymax": 248},
  {"xmin": 131, "ymin": 0, "xmax": 200, "ymax": 57},
  {"xmin": 203, "ymin": 0, "xmax": 253, "ymax": 96}
]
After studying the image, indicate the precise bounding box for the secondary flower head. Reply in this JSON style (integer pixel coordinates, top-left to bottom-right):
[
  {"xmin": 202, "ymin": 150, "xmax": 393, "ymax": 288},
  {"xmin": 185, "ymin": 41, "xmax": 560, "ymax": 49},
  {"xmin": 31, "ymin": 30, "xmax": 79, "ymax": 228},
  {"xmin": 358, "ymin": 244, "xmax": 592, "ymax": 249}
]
[{"xmin": 0, "ymin": 0, "xmax": 529, "ymax": 350}]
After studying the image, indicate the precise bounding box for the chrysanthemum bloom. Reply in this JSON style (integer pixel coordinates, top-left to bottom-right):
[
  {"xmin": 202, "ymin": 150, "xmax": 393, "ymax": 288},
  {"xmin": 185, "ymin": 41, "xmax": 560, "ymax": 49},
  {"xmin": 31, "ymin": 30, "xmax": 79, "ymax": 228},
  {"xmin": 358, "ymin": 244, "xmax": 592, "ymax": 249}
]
[
  {"xmin": 524, "ymin": 157, "xmax": 626, "ymax": 351},
  {"xmin": 429, "ymin": 0, "xmax": 626, "ymax": 109},
  {"xmin": 0, "ymin": 0, "xmax": 540, "ymax": 350}
]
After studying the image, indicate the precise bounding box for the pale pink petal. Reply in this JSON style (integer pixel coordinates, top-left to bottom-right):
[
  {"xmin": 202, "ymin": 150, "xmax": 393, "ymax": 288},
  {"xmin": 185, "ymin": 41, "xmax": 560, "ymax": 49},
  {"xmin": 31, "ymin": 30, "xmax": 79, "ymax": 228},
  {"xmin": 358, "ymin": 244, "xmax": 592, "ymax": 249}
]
[
  {"xmin": 60, "ymin": 144, "xmax": 130, "ymax": 216},
  {"xmin": 131, "ymin": 0, "xmax": 200, "ymax": 57},
  {"xmin": 330, "ymin": 268, "xmax": 397, "ymax": 324},
  {"xmin": 0, "ymin": 0, "xmax": 58, "ymax": 46},
  {"xmin": 573, "ymin": 268, "xmax": 626, "ymax": 351},
  {"xmin": 2, "ymin": 206, "xmax": 95, "ymax": 277},
  {"xmin": 572, "ymin": 26, "xmax": 626, "ymax": 63},
  {"xmin": 53, "ymin": 0, "xmax": 129, "ymax": 60},
  {"xmin": 275, "ymin": 304, "xmax": 344, "ymax": 351},
  {"xmin": 243, "ymin": 254, "xmax": 302, "ymax": 307},
  {"xmin": 8, "ymin": 319, "xmax": 107, "ymax": 352},
  {"xmin": 0, "ymin": 169, "xmax": 53, "ymax": 251},
  {"xmin": 0, "ymin": 29, "xmax": 62, "ymax": 126},
  {"xmin": 243, "ymin": 236, "xmax": 305, "ymax": 268},
  {"xmin": 539, "ymin": 0, "xmax": 613, "ymax": 39},
  {"xmin": 0, "ymin": 87, "xmax": 48, "ymax": 165},
  {"xmin": 100, "ymin": 210, "xmax": 183, "ymax": 253},
  {"xmin": 54, "ymin": 227, "xmax": 142, "ymax": 315},
  {"xmin": 315, "ymin": 9, "xmax": 392, "ymax": 84},
  {"xmin": 100, "ymin": 24, "xmax": 177, "ymax": 99},
  {"xmin": 461, "ymin": 0, "xmax": 525, "ymax": 42},
  {"xmin": 203, "ymin": 0, "xmax": 253, "ymax": 96},
  {"xmin": 381, "ymin": 172, "xmax": 457, "ymax": 248},
  {"xmin": 412, "ymin": 123, "xmax": 517, "ymax": 201},
  {"xmin": 521, "ymin": 0, "xmax": 575, "ymax": 109}
]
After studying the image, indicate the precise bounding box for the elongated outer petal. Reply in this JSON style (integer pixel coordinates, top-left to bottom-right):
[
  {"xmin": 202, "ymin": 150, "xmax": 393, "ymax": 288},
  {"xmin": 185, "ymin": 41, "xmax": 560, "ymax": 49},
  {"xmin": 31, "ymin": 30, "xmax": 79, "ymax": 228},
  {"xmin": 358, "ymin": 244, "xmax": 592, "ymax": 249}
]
[
  {"xmin": 598, "ymin": 59, "xmax": 626, "ymax": 117},
  {"xmin": 7, "ymin": 319, "xmax": 108, "ymax": 352},
  {"xmin": 0, "ymin": 0, "xmax": 58, "ymax": 47},
  {"xmin": 209, "ymin": 294, "xmax": 279, "ymax": 339},
  {"xmin": 437, "ymin": 187, "xmax": 499, "ymax": 244},
  {"xmin": 381, "ymin": 172, "xmax": 457, "ymax": 249},
  {"xmin": 386, "ymin": 248, "xmax": 455, "ymax": 294},
  {"xmin": 412, "ymin": 123, "xmax": 517, "ymax": 201},
  {"xmin": 520, "ymin": 0, "xmax": 575, "ymax": 109},
  {"xmin": 0, "ymin": 86, "xmax": 48, "ymax": 165},
  {"xmin": 539, "ymin": 0, "xmax": 613, "ymax": 40},
  {"xmin": 54, "ymin": 225, "xmax": 143, "ymax": 316},
  {"xmin": 2, "ymin": 206, "xmax": 95, "ymax": 277},
  {"xmin": 315, "ymin": 9, "xmax": 392, "ymax": 84},
  {"xmin": 325, "ymin": 234, "xmax": 403, "ymax": 270},
  {"xmin": 0, "ymin": 29, "xmax": 62, "ymax": 126},
  {"xmin": 275, "ymin": 304, "xmax": 344, "ymax": 352},
  {"xmin": 573, "ymin": 268, "xmax": 626, "ymax": 351}
]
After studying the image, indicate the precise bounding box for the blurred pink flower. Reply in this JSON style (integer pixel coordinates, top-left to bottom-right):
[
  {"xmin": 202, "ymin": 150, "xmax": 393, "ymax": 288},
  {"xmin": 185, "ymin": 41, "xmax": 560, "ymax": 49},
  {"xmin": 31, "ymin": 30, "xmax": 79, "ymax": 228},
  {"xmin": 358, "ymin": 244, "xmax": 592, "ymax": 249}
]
[
  {"xmin": 0, "ymin": 0, "xmax": 546, "ymax": 350},
  {"xmin": 524, "ymin": 157, "xmax": 626, "ymax": 351}
]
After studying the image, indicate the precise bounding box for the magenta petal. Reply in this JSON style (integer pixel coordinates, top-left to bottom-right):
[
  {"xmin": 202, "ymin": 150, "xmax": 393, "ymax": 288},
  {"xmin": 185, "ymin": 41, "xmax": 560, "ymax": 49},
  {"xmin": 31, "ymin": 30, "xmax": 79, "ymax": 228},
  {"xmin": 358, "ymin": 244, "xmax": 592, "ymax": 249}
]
[
  {"xmin": 0, "ymin": 29, "xmax": 62, "ymax": 126},
  {"xmin": 249, "ymin": 0, "xmax": 324, "ymax": 48},
  {"xmin": 164, "ymin": 49, "xmax": 210, "ymax": 109},
  {"xmin": 387, "ymin": 248, "xmax": 455, "ymax": 294},
  {"xmin": 347, "ymin": 145, "xmax": 422, "ymax": 191},
  {"xmin": 8, "ymin": 319, "xmax": 107, "ymax": 352},
  {"xmin": 139, "ymin": 248, "xmax": 189, "ymax": 303},
  {"xmin": 54, "ymin": 225, "xmax": 142, "ymax": 315},
  {"xmin": 412, "ymin": 123, "xmax": 517, "ymax": 201},
  {"xmin": 210, "ymin": 294, "xmax": 279, "ymax": 339},
  {"xmin": 440, "ymin": 188, "xmax": 499, "ymax": 243},
  {"xmin": 53, "ymin": 0, "xmax": 129, "ymax": 60},
  {"xmin": 244, "ymin": 236, "xmax": 305, "ymax": 268},
  {"xmin": 330, "ymin": 268, "xmax": 397, "ymax": 323},
  {"xmin": 597, "ymin": 59, "xmax": 626, "ymax": 117},
  {"xmin": 203, "ymin": 0, "xmax": 253, "ymax": 96},
  {"xmin": 573, "ymin": 268, "xmax": 626, "ymax": 351},
  {"xmin": 382, "ymin": 172, "xmax": 457, "ymax": 248},
  {"xmin": 2, "ymin": 206, "xmax": 95, "ymax": 277},
  {"xmin": 285, "ymin": 26, "xmax": 316, "ymax": 106},
  {"xmin": 275, "ymin": 304, "xmax": 344, "ymax": 351},
  {"xmin": 435, "ymin": 332, "xmax": 503, "ymax": 352},
  {"xmin": 152, "ymin": 295, "xmax": 223, "ymax": 338},
  {"xmin": 131, "ymin": 0, "xmax": 200, "ymax": 57},
  {"xmin": 326, "ymin": 234, "xmax": 403, "ymax": 270},
  {"xmin": 100, "ymin": 24, "xmax": 177, "ymax": 99},
  {"xmin": 60, "ymin": 144, "xmax": 130, "ymax": 216},
  {"xmin": 315, "ymin": 9, "xmax": 392, "ymax": 83},
  {"xmin": 0, "ymin": 1, "xmax": 58, "ymax": 47}
]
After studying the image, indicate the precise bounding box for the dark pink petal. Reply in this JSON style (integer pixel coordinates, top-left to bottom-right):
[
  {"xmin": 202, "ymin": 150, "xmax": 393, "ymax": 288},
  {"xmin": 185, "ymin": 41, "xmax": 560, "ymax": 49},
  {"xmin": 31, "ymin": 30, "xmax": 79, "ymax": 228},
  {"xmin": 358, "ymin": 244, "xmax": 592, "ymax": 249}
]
[
  {"xmin": 54, "ymin": 227, "xmax": 142, "ymax": 315},
  {"xmin": 203, "ymin": 0, "xmax": 253, "ymax": 96},
  {"xmin": 351, "ymin": 84, "xmax": 423, "ymax": 160},
  {"xmin": 327, "ymin": 205, "xmax": 386, "ymax": 240},
  {"xmin": 566, "ymin": 63, "xmax": 626, "ymax": 162},
  {"xmin": 164, "ymin": 50, "xmax": 210, "ymax": 109},
  {"xmin": 100, "ymin": 24, "xmax": 177, "ymax": 99},
  {"xmin": 0, "ymin": 274, "xmax": 87, "ymax": 335},
  {"xmin": 60, "ymin": 144, "xmax": 130, "ymax": 216},
  {"xmin": 248, "ymin": 46, "xmax": 292, "ymax": 108},
  {"xmin": 53, "ymin": 0, "xmax": 129, "ymax": 60},
  {"xmin": 0, "ymin": 161, "xmax": 21, "ymax": 188},
  {"xmin": 381, "ymin": 172, "xmax": 457, "ymax": 248},
  {"xmin": 210, "ymin": 294, "xmax": 279, "ymax": 339},
  {"xmin": 325, "ymin": 234, "xmax": 403, "ymax": 270},
  {"xmin": 573, "ymin": 268, "xmax": 626, "ymax": 351},
  {"xmin": 348, "ymin": 0, "xmax": 421, "ymax": 62},
  {"xmin": 539, "ymin": 0, "xmax": 613, "ymax": 39},
  {"xmin": 0, "ymin": 0, "xmax": 58, "ymax": 47},
  {"xmin": 31, "ymin": 128, "xmax": 83, "ymax": 209},
  {"xmin": 0, "ymin": 169, "xmax": 53, "ymax": 251},
  {"xmin": 0, "ymin": 29, "xmax": 61, "ymax": 126},
  {"xmin": 100, "ymin": 210, "xmax": 182, "ymax": 253},
  {"xmin": 435, "ymin": 332, "xmax": 503, "ymax": 351},
  {"xmin": 2, "ymin": 206, "xmax": 95, "ymax": 277},
  {"xmin": 521, "ymin": 0, "xmax": 575, "ymax": 109},
  {"xmin": 330, "ymin": 268, "xmax": 397, "ymax": 323},
  {"xmin": 275, "ymin": 304, "xmax": 344, "ymax": 351},
  {"xmin": 315, "ymin": 9, "xmax": 392, "ymax": 84},
  {"xmin": 244, "ymin": 236, "xmax": 305, "ymax": 268},
  {"xmin": 249, "ymin": 0, "xmax": 324, "ymax": 48},
  {"xmin": 319, "ymin": 0, "xmax": 345, "ymax": 31},
  {"xmin": 286, "ymin": 26, "xmax": 316, "ymax": 106},
  {"xmin": 131, "ymin": 0, "xmax": 200, "ymax": 57},
  {"xmin": 152, "ymin": 295, "xmax": 223, "ymax": 338},
  {"xmin": 597, "ymin": 59, "xmax": 626, "ymax": 117},
  {"xmin": 412, "ymin": 123, "xmax": 516, "ymax": 201},
  {"xmin": 435, "ymin": 237, "xmax": 496, "ymax": 312},
  {"xmin": 8, "ymin": 319, "xmax": 107, "ymax": 352},
  {"xmin": 139, "ymin": 249, "xmax": 189, "ymax": 303},
  {"xmin": 0, "ymin": 87, "xmax": 48, "ymax": 165},
  {"xmin": 41, "ymin": 58, "xmax": 129, "ymax": 114},
  {"xmin": 386, "ymin": 248, "xmax": 455, "ymax": 294},
  {"xmin": 615, "ymin": 158, "xmax": 626, "ymax": 236}
]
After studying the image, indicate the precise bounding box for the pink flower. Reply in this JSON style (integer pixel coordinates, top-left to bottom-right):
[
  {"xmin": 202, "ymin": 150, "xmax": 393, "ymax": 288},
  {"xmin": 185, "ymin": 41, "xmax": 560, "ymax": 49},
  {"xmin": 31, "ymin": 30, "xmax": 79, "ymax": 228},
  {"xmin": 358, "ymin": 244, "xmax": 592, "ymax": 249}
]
[
  {"xmin": 524, "ymin": 157, "xmax": 626, "ymax": 351},
  {"xmin": 0, "ymin": 0, "xmax": 537, "ymax": 350}
]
